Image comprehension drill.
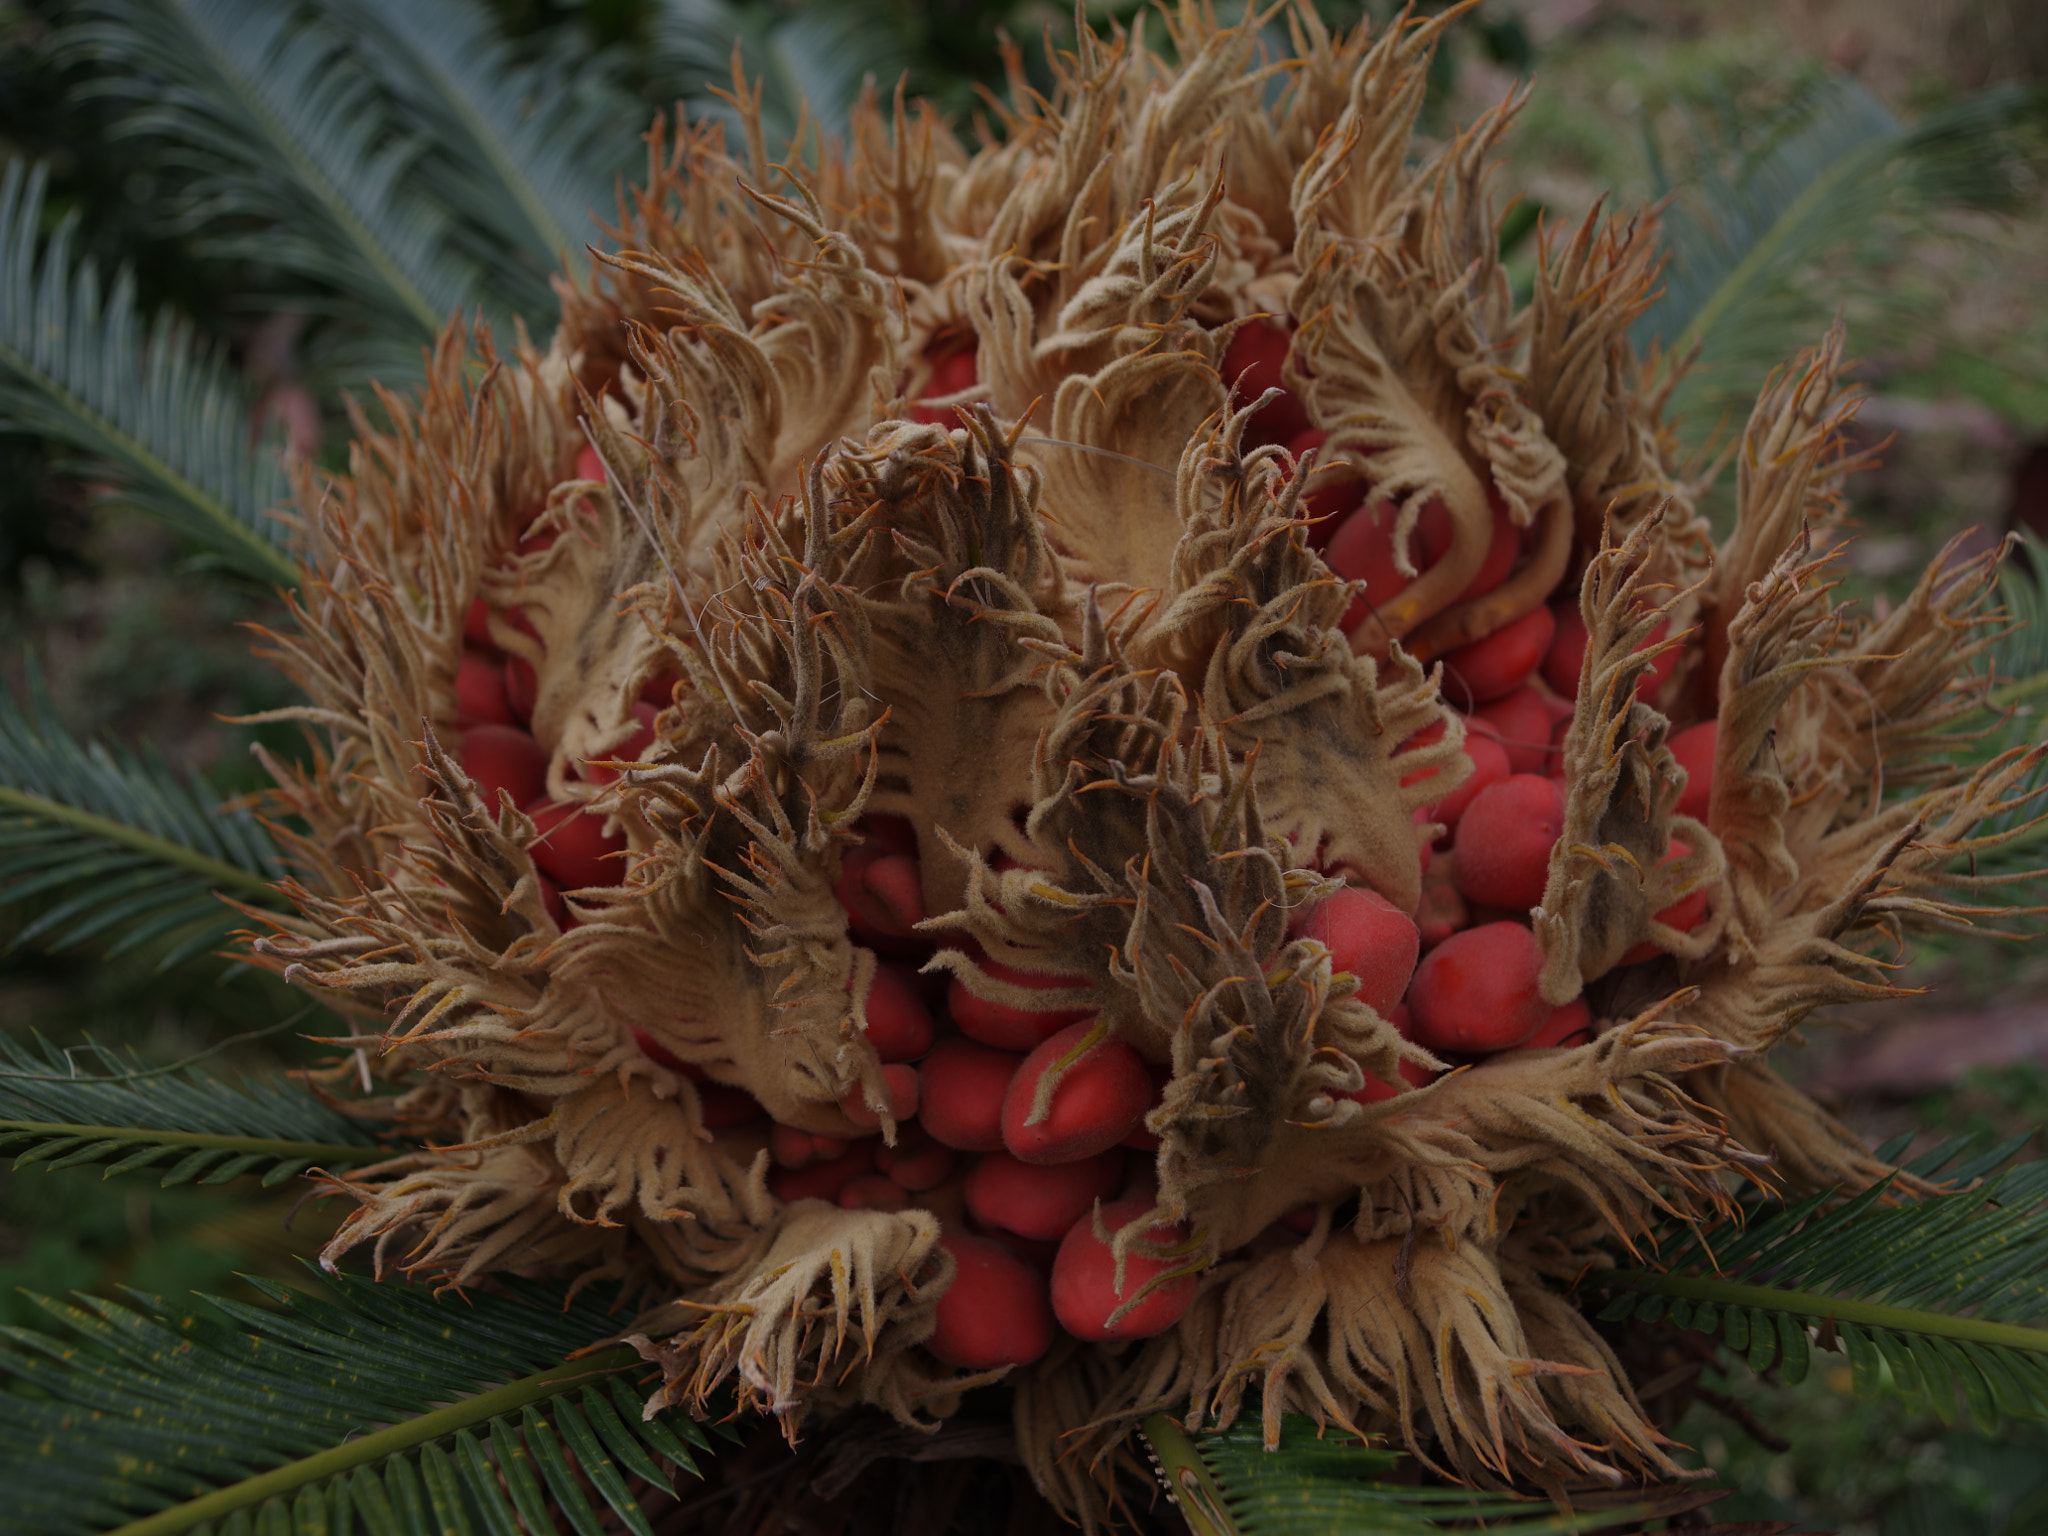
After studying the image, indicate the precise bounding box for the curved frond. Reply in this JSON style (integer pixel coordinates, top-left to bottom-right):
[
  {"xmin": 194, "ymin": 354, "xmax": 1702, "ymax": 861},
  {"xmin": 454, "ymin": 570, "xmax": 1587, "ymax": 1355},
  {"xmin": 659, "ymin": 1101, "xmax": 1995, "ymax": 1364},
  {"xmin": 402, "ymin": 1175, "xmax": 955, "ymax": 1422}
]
[
  {"xmin": 0, "ymin": 160, "xmax": 298, "ymax": 584},
  {"xmin": 0, "ymin": 1032, "xmax": 386, "ymax": 1188},
  {"xmin": 1594, "ymin": 1150, "xmax": 2048, "ymax": 1431},
  {"xmin": 0, "ymin": 669, "xmax": 285, "ymax": 967},
  {"xmin": 1142, "ymin": 1412, "xmax": 1622, "ymax": 1536},
  {"xmin": 1634, "ymin": 76, "xmax": 2036, "ymax": 446},
  {"xmin": 649, "ymin": 0, "xmax": 912, "ymax": 149},
  {"xmin": 0, "ymin": 1269, "xmax": 729, "ymax": 1536},
  {"xmin": 321, "ymin": 0, "xmax": 642, "ymax": 309},
  {"xmin": 57, "ymin": 0, "xmax": 487, "ymax": 348}
]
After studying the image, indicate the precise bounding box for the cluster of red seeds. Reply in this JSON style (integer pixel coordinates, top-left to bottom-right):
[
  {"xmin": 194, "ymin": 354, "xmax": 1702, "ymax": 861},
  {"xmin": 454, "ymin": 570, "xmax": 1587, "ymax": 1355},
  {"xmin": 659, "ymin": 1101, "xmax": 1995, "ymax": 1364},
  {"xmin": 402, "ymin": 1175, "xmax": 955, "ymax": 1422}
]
[
  {"xmin": 450, "ymin": 328, "xmax": 1727, "ymax": 1376},
  {"xmin": 1221, "ymin": 315, "xmax": 1722, "ymax": 1049}
]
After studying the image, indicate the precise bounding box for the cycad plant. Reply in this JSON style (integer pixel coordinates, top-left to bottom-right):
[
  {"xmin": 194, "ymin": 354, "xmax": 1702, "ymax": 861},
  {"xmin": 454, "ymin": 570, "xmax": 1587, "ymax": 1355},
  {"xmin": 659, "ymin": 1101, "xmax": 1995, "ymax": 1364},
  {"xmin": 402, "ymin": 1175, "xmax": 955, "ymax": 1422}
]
[{"xmin": 2, "ymin": 2, "xmax": 2047, "ymax": 1533}]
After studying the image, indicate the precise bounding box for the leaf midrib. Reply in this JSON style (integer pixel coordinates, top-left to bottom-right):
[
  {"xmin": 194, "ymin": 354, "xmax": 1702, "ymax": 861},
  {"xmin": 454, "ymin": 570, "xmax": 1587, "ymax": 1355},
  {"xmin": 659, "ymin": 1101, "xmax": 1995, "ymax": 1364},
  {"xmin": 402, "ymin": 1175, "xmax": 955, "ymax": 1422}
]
[
  {"xmin": 100, "ymin": 1345, "xmax": 643, "ymax": 1536},
  {"xmin": 0, "ymin": 783, "xmax": 280, "ymax": 899},
  {"xmin": 169, "ymin": 0, "xmax": 447, "ymax": 337},
  {"xmin": 1598, "ymin": 1270, "xmax": 2048, "ymax": 1353},
  {"xmin": 0, "ymin": 335, "xmax": 299, "ymax": 585},
  {"xmin": 1665, "ymin": 132, "xmax": 1897, "ymax": 367},
  {"xmin": 0, "ymin": 1119, "xmax": 384, "ymax": 1162}
]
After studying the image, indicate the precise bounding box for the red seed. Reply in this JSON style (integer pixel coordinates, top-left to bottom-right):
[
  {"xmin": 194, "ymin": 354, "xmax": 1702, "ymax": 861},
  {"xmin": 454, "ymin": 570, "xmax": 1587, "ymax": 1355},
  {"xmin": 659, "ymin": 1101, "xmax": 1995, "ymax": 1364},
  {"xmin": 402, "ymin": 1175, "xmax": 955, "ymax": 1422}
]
[
  {"xmin": 873, "ymin": 1124, "xmax": 956, "ymax": 1191},
  {"xmin": 839, "ymin": 1063, "xmax": 920, "ymax": 1129},
  {"xmin": 463, "ymin": 598, "xmax": 496, "ymax": 648},
  {"xmin": 639, "ymin": 669, "xmax": 678, "ymax": 709},
  {"xmin": 1292, "ymin": 887, "xmax": 1420, "ymax": 1017},
  {"xmin": 573, "ymin": 443, "xmax": 605, "ymax": 483},
  {"xmin": 1222, "ymin": 318, "xmax": 1311, "ymax": 444},
  {"xmin": 928, "ymin": 1235, "xmax": 1055, "ymax": 1369},
  {"xmin": 1415, "ymin": 861, "xmax": 1469, "ymax": 949},
  {"xmin": 525, "ymin": 799, "xmax": 626, "ymax": 890},
  {"xmin": 457, "ymin": 649, "xmax": 515, "ymax": 726},
  {"xmin": 858, "ymin": 814, "xmax": 920, "ymax": 858},
  {"xmin": 1433, "ymin": 731, "xmax": 1511, "ymax": 840},
  {"xmin": 1543, "ymin": 605, "xmax": 1677, "ymax": 703},
  {"xmin": 1670, "ymin": 720, "xmax": 1717, "ymax": 824},
  {"xmin": 1406, "ymin": 921, "xmax": 1549, "ymax": 1053},
  {"xmin": 1050, "ymin": 1197, "xmax": 1195, "ymax": 1342},
  {"xmin": 1473, "ymin": 687, "xmax": 1558, "ymax": 776},
  {"xmin": 838, "ymin": 1173, "xmax": 910, "ymax": 1212},
  {"xmin": 1453, "ymin": 774, "xmax": 1565, "ymax": 911},
  {"xmin": 863, "ymin": 962, "xmax": 935, "ymax": 1063},
  {"xmin": 1442, "ymin": 605, "xmax": 1556, "ymax": 706},
  {"xmin": 965, "ymin": 1149, "xmax": 1124, "ymax": 1242},
  {"xmin": 919, "ymin": 1038, "xmax": 1024, "ymax": 1152},
  {"xmin": 461, "ymin": 724, "xmax": 549, "ymax": 809},
  {"xmin": 770, "ymin": 1123, "xmax": 816, "ymax": 1168},
  {"xmin": 768, "ymin": 1141, "xmax": 876, "ymax": 1204},
  {"xmin": 1541, "ymin": 604, "xmax": 1588, "ymax": 698},
  {"xmin": 504, "ymin": 653, "xmax": 538, "ymax": 723},
  {"xmin": 908, "ymin": 345, "xmax": 980, "ymax": 425},
  {"xmin": 1001, "ymin": 1022, "xmax": 1151, "ymax": 1165},
  {"xmin": 1326, "ymin": 499, "xmax": 1413, "ymax": 630},
  {"xmin": 949, "ymin": 958, "xmax": 1092, "ymax": 1051},
  {"xmin": 697, "ymin": 1081, "xmax": 766, "ymax": 1129},
  {"xmin": 835, "ymin": 845, "xmax": 925, "ymax": 943},
  {"xmin": 581, "ymin": 702, "xmax": 658, "ymax": 785},
  {"xmin": 1523, "ymin": 998, "xmax": 1592, "ymax": 1050}
]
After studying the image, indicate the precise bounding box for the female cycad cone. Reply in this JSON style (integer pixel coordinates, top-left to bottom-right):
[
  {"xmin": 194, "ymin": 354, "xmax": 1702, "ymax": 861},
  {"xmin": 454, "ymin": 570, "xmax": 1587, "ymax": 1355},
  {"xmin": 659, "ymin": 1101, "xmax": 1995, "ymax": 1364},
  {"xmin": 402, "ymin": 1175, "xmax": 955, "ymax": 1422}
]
[{"xmin": 241, "ymin": 5, "xmax": 2043, "ymax": 1519}]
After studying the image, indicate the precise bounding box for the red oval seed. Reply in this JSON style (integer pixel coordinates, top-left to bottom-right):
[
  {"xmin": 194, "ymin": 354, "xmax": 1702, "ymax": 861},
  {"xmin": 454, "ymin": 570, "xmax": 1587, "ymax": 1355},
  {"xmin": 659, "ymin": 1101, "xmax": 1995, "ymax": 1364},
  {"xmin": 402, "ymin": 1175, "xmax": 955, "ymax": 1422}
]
[
  {"xmin": 1453, "ymin": 774, "xmax": 1565, "ymax": 912},
  {"xmin": 919, "ymin": 1038, "xmax": 1023, "ymax": 1152},
  {"xmin": 1050, "ymin": 1196, "xmax": 1195, "ymax": 1342},
  {"xmin": 1443, "ymin": 605, "xmax": 1556, "ymax": 707},
  {"xmin": 1406, "ymin": 921, "xmax": 1549, "ymax": 1054},
  {"xmin": 965, "ymin": 1149, "xmax": 1124, "ymax": 1242},
  {"xmin": 863, "ymin": 962, "xmax": 935, "ymax": 1063},
  {"xmin": 525, "ymin": 799, "xmax": 626, "ymax": 890},
  {"xmin": 928, "ymin": 1235, "xmax": 1055, "ymax": 1369},
  {"xmin": 461, "ymin": 724, "xmax": 549, "ymax": 809},
  {"xmin": 948, "ymin": 958, "xmax": 1092, "ymax": 1051},
  {"xmin": 1292, "ymin": 887, "xmax": 1420, "ymax": 1017},
  {"xmin": 1001, "ymin": 1022, "xmax": 1151, "ymax": 1166},
  {"xmin": 839, "ymin": 1063, "xmax": 920, "ymax": 1129}
]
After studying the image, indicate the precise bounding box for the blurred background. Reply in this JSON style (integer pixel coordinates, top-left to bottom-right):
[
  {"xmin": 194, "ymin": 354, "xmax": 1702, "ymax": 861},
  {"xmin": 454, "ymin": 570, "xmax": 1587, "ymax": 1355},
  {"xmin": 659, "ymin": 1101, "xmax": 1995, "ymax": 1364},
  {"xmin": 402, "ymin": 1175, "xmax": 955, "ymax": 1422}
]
[{"xmin": 1, "ymin": 0, "xmax": 2045, "ymax": 1529}]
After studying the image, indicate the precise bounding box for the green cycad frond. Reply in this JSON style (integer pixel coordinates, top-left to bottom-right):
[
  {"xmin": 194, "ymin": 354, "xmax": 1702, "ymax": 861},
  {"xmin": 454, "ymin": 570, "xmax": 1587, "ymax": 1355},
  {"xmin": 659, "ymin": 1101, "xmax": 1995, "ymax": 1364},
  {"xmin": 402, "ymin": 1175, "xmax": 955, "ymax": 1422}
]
[
  {"xmin": 0, "ymin": 1268, "xmax": 732, "ymax": 1536},
  {"xmin": 651, "ymin": 0, "xmax": 913, "ymax": 150},
  {"xmin": 1634, "ymin": 74, "xmax": 2035, "ymax": 451},
  {"xmin": 0, "ymin": 1031, "xmax": 387, "ymax": 1188},
  {"xmin": 1140, "ymin": 1413, "xmax": 1618, "ymax": 1536},
  {"xmin": 322, "ymin": 0, "xmax": 642, "ymax": 311},
  {"xmin": 56, "ymin": 0, "xmax": 488, "ymax": 354},
  {"xmin": 0, "ymin": 160, "xmax": 298, "ymax": 585},
  {"xmin": 0, "ymin": 669, "xmax": 286, "ymax": 967},
  {"xmin": 1915, "ymin": 565, "xmax": 2048, "ymax": 914},
  {"xmin": 1594, "ymin": 1146, "xmax": 2048, "ymax": 1431}
]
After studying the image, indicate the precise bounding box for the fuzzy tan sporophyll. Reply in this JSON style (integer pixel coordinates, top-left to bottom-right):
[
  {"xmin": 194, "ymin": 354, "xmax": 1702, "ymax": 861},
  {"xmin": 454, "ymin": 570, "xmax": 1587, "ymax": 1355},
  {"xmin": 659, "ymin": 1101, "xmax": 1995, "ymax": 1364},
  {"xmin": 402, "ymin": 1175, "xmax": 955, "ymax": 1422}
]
[{"xmin": 238, "ymin": 4, "xmax": 2043, "ymax": 1522}]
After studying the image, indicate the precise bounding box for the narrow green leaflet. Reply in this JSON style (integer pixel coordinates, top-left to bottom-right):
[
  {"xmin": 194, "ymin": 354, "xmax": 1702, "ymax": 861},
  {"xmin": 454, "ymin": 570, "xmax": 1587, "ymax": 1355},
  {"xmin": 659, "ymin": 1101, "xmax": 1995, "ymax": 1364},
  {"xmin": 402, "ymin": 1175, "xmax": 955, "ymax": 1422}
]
[
  {"xmin": 0, "ymin": 670, "xmax": 286, "ymax": 967},
  {"xmin": 1634, "ymin": 75, "xmax": 2034, "ymax": 450},
  {"xmin": 0, "ymin": 1031, "xmax": 386, "ymax": 1187},
  {"xmin": 1143, "ymin": 1412, "xmax": 1628, "ymax": 1536},
  {"xmin": 1592, "ymin": 1153, "xmax": 2048, "ymax": 1430},
  {"xmin": 0, "ymin": 161, "xmax": 297, "ymax": 584},
  {"xmin": 0, "ymin": 1269, "xmax": 730, "ymax": 1536},
  {"xmin": 650, "ymin": 0, "xmax": 913, "ymax": 150},
  {"xmin": 322, "ymin": 0, "xmax": 642, "ymax": 313},
  {"xmin": 58, "ymin": 0, "xmax": 486, "ymax": 352}
]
